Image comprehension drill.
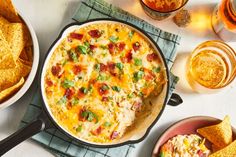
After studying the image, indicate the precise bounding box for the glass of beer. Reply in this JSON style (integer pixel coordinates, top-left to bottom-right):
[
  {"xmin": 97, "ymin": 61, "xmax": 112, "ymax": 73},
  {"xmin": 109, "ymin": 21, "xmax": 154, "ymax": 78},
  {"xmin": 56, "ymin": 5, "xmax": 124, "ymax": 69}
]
[
  {"xmin": 186, "ymin": 40, "xmax": 236, "ymax": 93},
  {"xmin": 140, "ymin": 0, "xmax": 189, "ymax": 21}
]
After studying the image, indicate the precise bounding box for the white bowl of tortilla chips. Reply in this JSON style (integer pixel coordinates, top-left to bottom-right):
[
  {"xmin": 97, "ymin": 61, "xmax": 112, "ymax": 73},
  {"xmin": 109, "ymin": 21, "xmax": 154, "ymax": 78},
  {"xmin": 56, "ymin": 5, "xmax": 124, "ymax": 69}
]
[{"xmin": 0, "ymin": 0, "xmax": 39, "ymax": 109}]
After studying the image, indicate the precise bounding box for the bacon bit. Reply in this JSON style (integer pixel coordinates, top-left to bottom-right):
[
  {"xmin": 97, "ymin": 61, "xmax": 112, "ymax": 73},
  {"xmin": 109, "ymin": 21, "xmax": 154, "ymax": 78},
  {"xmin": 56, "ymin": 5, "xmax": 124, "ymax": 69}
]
[
  {"xmin": 88, "ymin": 29, "xmax": 101, "ymax": 38},
  {"xmin": 108, "ymin": 43, "xmax": 115, "ymax": 55},
  {"xmin": 89, "ymin": 79, "xmax": 97, "ymax": 85},
  {"xmin": 77, "ymin": 90, "xmax": 85, "ymax": 99},
  {"xmin": 107, "ymin": 62, "xmax": 117, "ymax": 76},
  {"xmin": 91, "ymin": 126, "xmax": 102, "ymax": 136},
  {"xmin": 110, "ymin": 131, "xmax": 119, "ymax": 140},
  {"xmin": 121, "ymin": 51, "xmax": 132, "ymax": 63},
  {"xmin": 64, "ymin": 88, "xmax": 75, "ymax": 100},
  {"xmin": 97, "ymin": 83, "xmax": 109, "ymax": 96},
  {"xmin": 66, "ymin": 102, "xmax": 72, "ymax": 110},
  {"xmin": 73, "ymin": 65, "xmax": 82, "ymax": 75},
  {"xmin": 132, "ymin": 42, "xmax": 141, "ymax": 51},
  {"xmin": 101, "ymin": 96, "xmax": 109, "ymax": 102},
  {"xmin": 90, "ymin": 45, "xmax": 97, "ymax": 51},
  {"xmin": 100, "ymin": 63, "xmax": 108, "ymax": 72},
  {"xmin": 70, "ymin": 32, "xmax": 83, "ymax": 40},
  {"xmin": 51, "ymin": 64, "xmax": 61, "ymax": 77},
  {"xmin": 117, "ymin": 42, "xmax": 126, "ymax": 51},
  {"xmin": 144, "ymin": 69, "xmax": 155, "ymax": 81},
  {"xmin": 45, "ymin": 78, "xmax": 53, "ymax": 87},
  {"xmin": 131, "ymin": 101, "xmax": 142, "ymax": 111},
  {"xmin": 146, "ymin": 53, "xmax": 159, "ymax": 62}
]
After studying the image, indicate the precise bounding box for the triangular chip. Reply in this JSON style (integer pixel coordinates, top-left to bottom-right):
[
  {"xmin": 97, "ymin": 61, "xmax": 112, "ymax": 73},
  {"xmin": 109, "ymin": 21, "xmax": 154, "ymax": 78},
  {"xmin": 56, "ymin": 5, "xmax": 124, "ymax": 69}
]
[
  {"xmin": 19, "ymin": 48, "xmax": 29, "ymax": 61},
  {"xmin": 1, "ymin": 23, "xmax": 25, "ymax": 60},
  {"xmin": 19, "ymin": 58, "xmax": 32, "ymax": 66},
  {"xmin": 212, "ymin": 144, "xmax": 221, "ymax": 153},
  {"xmin": 209, "ymin": 140, "xmax": 236, "ymax": 157},
  {"xmin": 0, "ymin": 0, "xmax": 21, "ymax": 22},
  {"xmin": 197, "ymin": 116, "xmax": 233, "ymax": 148},
  {"xmin": 23, "ymin": 25, "xmax": 32, "ymax": 47},
  {"xmin": 0, "ymin": 15, "xmax": 9, "ymax": 27},
  {"xmin": 0, "ymin": 59, "xmax": 31, "ymax": 91},
  {"xmin": 0, "ymin": 29, "xmax": 16, "ymax": 69},
  {"xmin": 0, "ymin": 77, "xmax": 24, "ymax": 102}
]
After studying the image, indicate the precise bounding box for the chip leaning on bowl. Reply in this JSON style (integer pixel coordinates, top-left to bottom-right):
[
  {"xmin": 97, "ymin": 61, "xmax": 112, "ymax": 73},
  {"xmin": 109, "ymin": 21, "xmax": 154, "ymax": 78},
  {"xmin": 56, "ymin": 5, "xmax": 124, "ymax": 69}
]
[{"xmin": 0, "ymin": 0, "xmax": 33, "ymax": 103}]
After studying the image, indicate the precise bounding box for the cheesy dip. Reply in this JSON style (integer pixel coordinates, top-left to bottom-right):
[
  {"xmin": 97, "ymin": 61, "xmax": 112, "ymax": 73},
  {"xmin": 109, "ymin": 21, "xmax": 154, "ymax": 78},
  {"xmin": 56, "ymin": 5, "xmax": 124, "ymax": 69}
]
[{"xmin": 44, "ymin": 22, "xmax": 166, "ymax": 143}]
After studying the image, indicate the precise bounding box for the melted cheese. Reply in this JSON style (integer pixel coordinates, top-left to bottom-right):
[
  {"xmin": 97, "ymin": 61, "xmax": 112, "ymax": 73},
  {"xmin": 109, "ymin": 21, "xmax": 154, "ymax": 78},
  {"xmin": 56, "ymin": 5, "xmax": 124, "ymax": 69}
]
[{"xmin": 44, "ymin": 23, "xmax": 166, "ymax": 143}]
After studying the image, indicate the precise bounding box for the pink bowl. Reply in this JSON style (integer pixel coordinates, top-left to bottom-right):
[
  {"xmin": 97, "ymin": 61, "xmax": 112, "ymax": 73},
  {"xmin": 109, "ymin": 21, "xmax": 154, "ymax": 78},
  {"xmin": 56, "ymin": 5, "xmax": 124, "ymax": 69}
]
[{"xmin": 152, "ymin": 116, "xmax": 236, "ymax": 157}]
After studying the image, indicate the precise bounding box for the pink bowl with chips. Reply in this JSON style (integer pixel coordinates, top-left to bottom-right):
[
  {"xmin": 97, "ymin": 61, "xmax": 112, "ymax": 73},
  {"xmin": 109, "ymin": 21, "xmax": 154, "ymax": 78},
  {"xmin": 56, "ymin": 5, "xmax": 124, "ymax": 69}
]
[
  {"xmin": 152, "ymin": 116, "xmax": 236, "ymax": 157},
  {"xmin": 0, "ymin": 12, "xmax": 39, "ymax": 110}
]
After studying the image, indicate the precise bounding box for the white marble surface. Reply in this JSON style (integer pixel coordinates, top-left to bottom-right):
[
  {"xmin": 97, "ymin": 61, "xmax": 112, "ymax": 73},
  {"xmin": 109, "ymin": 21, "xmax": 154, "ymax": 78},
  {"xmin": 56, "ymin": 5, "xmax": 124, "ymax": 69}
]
[{"xmin": 0, "ymin": 0, "xmax": 236, "ymax": 156}]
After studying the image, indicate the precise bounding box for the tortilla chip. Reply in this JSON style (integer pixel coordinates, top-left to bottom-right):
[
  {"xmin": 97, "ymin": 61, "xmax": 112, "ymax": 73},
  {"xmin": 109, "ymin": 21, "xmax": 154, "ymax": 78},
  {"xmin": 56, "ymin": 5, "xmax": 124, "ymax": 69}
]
[
  {"xmin": 0, "ymin": 30, "xmax": 16, "ymax": 69},
  {"xmin": 19, "ymin": 48, "xmax": 29, "ymax": 61},
  {"xmin": 0, "ymin": 0, "xmax": 21, "ymax": 22},
  {"xmin": 25, "ymin": 46, "xmax": 33, "ymax": 62},
  {"xmin": 212, "ymin": 144, "xmax": 221, "ymax": 153},
  {"xmin": 209, "ymin": 140, "xmax": 236, "ymax": 157},
  {"xmin": 197, "ymin": 116, "xmax": 233, "ymax": 148},
  {"xmin": 0, "ymin": 59, "xmax": 31, "ymax": 91},
  {"xmin": 0, "ymin": 15, "xmax": 9, "ymax": 27},
  {"xmin": 19, "ymin": 58, "xmax": 32, "ymax": 66},
  {"xmin": 1, "ymin": 23, "xmax": 25, "ymax": 60},
  {"xmin": 0, "ymin": 77, "xmax": 24, "ymax": 102},
  {"xmin": 23, "ymin": 25, "xmax": 32, "ymax": 47}
]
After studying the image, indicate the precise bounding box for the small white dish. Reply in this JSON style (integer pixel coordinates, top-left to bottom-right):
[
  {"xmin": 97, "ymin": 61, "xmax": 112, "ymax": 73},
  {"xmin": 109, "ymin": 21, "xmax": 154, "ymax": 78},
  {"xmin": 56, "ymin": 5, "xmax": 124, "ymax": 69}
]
[{"xmin": 0, "ymin": 12, "xmax": 39, "ymax": 110}]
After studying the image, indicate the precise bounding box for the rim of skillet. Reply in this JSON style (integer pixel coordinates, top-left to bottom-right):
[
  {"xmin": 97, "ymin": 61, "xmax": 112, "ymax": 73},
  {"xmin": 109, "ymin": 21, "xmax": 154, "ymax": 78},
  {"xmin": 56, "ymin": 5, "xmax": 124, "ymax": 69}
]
[{"xmin": 39, "ymin": 18, "xmax": 170, "ymax": 148}]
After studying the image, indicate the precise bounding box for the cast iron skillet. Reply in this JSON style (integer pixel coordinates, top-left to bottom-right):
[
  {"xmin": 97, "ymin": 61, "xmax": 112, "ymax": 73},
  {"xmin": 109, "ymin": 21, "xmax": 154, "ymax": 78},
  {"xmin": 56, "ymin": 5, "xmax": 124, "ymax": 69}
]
[{"xmin": 0, "ymin": 18, "xmax": 182, "ymax": 155}]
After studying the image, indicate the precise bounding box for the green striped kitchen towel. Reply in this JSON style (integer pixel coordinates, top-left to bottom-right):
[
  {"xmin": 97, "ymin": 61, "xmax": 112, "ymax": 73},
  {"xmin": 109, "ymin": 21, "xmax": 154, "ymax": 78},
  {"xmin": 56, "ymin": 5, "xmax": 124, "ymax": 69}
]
[{"xmin": 20, "ymin": 0, "xmax": 181, "ymax": 157}]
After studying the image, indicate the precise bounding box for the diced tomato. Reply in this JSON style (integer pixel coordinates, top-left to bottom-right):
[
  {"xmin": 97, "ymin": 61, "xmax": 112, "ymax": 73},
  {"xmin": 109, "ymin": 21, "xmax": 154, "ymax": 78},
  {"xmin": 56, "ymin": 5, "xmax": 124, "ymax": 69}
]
[
  {"xmin": 45, "ymin": 78, "xmax": 53, "ymax": 87},
  {"xmin": 100, "ymin": 63, "xmax": 108, "ymax": 72},
  {"xmin": 70, "ymin": 32, "xmax": 83, "ymax": 40},
  {"xmin": 146, "ymin": 53, "xmax": 159, "ymax": 62},
  {"xmin": 97, "ymin": 83, "xmax": 109, "ymax": 96},
  {"xmin": 117, "ymin": 42, "xmax": 126, "ymax": 51},
  {"xmin": 110, "ymin": 131, "xmax": 119, "ymax": 140},
  {"xmin": 108, "ymin": 43, "xmax": 115, "ymax": 55},
  {"xmin": 91, "ymin": 126, "xmax": 102, "ymax": 136},
  {"xmin": 197, "ymin": 150, "xmax": 207, "ymax": 157},
  {"xmin": 73, "ymin": 65, "xmax": 82, "ymax": 75},
  {"xmin": 51, "ymin": 64, "xmax": 61, "ymax": 77},
  {"xmin": 132, "ymin": 42, "xmax": 141, "ymax": 51},
  {"xmin": 64, "ymin": 88, "xmax": 75, "ymax": 100},
  {"xmin": 89, "ymin": 79, "xmax": 97, "ymax": 85},
  {"xmin": 121, "ymin": 51, "xmax": 132, "ymax": 63},
  {"xmin": 88, "ymin": 29, "xmax": 101, "ymax": 38}
]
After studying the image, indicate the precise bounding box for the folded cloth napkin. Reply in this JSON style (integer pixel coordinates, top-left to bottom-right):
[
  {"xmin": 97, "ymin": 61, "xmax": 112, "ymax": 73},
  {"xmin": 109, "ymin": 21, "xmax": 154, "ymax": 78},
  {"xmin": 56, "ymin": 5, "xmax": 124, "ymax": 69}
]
[{"xmin": 20, "ymin": 0, "xmax": 181, "ymax": 157}]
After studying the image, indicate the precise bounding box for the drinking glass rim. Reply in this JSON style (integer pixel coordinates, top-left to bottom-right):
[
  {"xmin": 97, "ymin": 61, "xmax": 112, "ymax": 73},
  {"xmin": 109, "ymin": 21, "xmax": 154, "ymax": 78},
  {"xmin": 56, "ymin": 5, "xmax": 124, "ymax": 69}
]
[
  {"xmin": 191, "ymin": 40, "xmax": 236, "ymax": 89},
  {"xmin": 140, "ymin": 0, "xmax": 189, "ymax": 13}
]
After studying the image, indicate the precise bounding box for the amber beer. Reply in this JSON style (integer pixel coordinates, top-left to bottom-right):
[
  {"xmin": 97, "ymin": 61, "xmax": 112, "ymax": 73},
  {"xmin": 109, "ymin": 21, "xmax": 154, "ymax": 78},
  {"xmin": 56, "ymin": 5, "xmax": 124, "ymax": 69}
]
[
  {"xmin": 212, "ymin": 0, "xmax": 236, "ymax": 41},
  {"xmin": 142, "ymin": 0, "xmax": 184, "ymax": 12},
  {"xmin": 186, "ymin": 41, "xmax": 236, "ymax": 93}
]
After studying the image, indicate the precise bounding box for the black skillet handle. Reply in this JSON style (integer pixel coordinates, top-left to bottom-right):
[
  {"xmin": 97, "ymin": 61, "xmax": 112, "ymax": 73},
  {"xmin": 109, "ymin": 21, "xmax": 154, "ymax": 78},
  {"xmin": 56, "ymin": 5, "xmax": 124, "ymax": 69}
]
[
  {"xmin": 0, "ymin": 112, "xmax": 49, "ymax": 156},
  {"xmin": 167, "ymin": 93, "xmax": 183, "ymax": 106}
]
